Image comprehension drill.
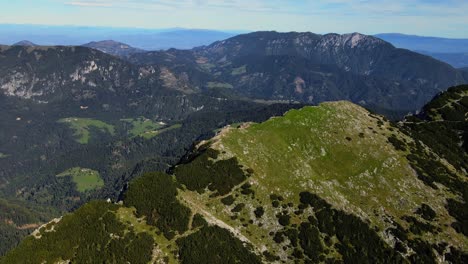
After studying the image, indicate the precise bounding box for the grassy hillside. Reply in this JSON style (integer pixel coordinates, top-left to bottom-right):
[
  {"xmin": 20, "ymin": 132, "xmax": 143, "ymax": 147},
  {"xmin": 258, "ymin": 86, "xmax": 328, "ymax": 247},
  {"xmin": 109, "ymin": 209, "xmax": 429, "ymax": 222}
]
[
  {"xmin": 56, "ymin": 167, "xmax": 104, "ymax": 192},
  {"xmin": 175, "ymin": 101, "xmax": 467, "ymax": 263},
  {"xmin": 3, "ymin": 97, "xmax": 467, "ymax": 263},
  {"xmin": 121, "ymin": 117, "xmax": 165, "ymax": 138},
  {"xmin": 58, "ymin": 117, "xmax": 115, "ymax": 144}
]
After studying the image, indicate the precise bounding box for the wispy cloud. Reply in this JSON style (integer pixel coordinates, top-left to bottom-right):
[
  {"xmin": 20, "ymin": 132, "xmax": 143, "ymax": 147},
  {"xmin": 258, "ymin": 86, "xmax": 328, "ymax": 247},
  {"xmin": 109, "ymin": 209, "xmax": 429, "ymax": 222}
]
[
  {"xmin": 63, "ymin": 0, "xmax": 468, "ymax": 18},
  {"xmin": 67, "ymin": 1, "xmax": 114, "ymax": 7},
  {"xmin": 64, "ymin": 0, "xmax": 299, "ymax": 13}
]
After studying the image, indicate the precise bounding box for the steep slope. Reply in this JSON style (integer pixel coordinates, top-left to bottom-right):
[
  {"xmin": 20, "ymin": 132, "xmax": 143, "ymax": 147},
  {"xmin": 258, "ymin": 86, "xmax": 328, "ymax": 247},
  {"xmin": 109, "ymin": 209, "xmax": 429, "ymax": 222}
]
[
  {"xmin": 4, "ymin": 87, "xmax": 467, "ymax": 263},
  {"xmin": 0, "ymin": 198, "xmax": 57, "ymax": 255},
  {"xmin": 0, "ymin": 43, "xmax": 307, "ymax": 254},
  {"xmin": 130, "ymin": 31, "xmax": 466, "ymax": 115},
  {"xmin": 82, "ymin": 40, "xmax": 144, "ymax": 57},
  {"xmin": 0, "ymin": 45, "xmax": 144, "ymax": 103}
]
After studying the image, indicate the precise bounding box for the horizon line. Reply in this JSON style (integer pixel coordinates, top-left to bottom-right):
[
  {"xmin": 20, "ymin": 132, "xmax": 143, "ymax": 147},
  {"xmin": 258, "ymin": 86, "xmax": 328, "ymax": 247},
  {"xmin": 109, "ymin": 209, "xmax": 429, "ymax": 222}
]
[{"xmin": 0, "ymin": 23, "xmax": 467, "ymax": 40}]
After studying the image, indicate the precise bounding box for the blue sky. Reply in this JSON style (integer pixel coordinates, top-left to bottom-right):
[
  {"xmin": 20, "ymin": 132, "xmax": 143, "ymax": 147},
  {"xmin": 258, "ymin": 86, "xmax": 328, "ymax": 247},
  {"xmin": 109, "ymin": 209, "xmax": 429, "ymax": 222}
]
[{"xmin": 1, "ymin": 0, "xmax": 467, "ymax": 37}]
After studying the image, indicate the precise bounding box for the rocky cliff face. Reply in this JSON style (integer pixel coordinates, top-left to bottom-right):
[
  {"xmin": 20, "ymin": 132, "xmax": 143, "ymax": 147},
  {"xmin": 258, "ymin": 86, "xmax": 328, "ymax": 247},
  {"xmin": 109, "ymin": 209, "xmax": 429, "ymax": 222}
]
[{"xmin": 0, "ymin": 46, "xmax": 142, "ymax": 102}]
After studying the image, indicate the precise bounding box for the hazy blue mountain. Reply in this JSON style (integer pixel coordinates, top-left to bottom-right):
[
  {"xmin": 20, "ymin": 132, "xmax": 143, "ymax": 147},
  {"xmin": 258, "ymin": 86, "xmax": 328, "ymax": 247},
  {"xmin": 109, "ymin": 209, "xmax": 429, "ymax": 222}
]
[
  {"xmin": 12, "ymin": 40, "xmax": 37, "ymax": 46},
  {"xmin": 429, "ymin": 52, "xmax": 468, "ymax": 68},
  {"xmin": 0, "ymin": 24, "xmax": 241, "ymax": 50},
  {"xmin": 82, "ymin": 40, "xmax": 144, "ymax": 57},
  {"xmin": 117, "ymin": 29, "xmax": 238, "ymax": 50},
  {"xmin": 417, "ymin": 52, "xmax": 468, "ymax": 68},
  {"xmin": 376, "ymin": 33, "xmax": 468, "ymax": 53},
  {"xmin": 375, "ymin": 33, "xmax": 468, "ymax": 68}
]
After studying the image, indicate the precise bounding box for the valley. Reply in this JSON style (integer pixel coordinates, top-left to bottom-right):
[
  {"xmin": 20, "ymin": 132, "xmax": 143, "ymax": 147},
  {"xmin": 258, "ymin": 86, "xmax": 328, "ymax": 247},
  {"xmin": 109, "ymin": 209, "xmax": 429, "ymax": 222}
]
[
  {"xmin": 0, "ymin": 29, "xmax": 466, "ymax": 263},
  {"xmin": 1, "ymin": 85, "xmax": 466, "ymax": 263}
]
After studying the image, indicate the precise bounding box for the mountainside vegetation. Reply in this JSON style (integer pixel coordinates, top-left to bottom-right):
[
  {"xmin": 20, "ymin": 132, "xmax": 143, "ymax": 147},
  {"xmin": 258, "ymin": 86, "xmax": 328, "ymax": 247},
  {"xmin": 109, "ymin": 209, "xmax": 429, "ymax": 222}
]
[
  {"xmin": 2, "ymin": 86, "xmax": 467, "ymax": 263},
  {"xmin": 0, "ymin": 37, "xmax": 322, "ymax": 254},
  {"xmin": 0, "ymin": 78, "xmax": 302, "ymax": 254},
  {"xmin": 0, "ymin": 31, "xmax": 467, "ymax": 260}
]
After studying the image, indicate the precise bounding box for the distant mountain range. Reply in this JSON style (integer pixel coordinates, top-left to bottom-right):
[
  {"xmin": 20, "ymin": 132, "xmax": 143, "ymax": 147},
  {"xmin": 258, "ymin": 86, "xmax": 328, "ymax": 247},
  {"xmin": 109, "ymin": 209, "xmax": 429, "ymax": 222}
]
[
  {"xmin": 12, "ymin": 40, "xmax": 37, "ymax": 46},
  {"xmin": 417, "ymin": 52, "xmax": 468, "ymax": 68},
  {"xmin": 0, "ymin": 24, "xmax": 239, "ymax": 50},
  {"xmin": 0, "ymin": 31, "xmax": 467, "ymax": 256},
  {"xmin": 3, "ymin": 24, "xmax": 468, "ymax": 67},
  {"xmin": 1, "ymin": 31, "xmax": 466, "ymax": 116},
  {"xmin": 128, "ymin": 31, "xmax": 465, "ymax": 116},
  {"xmin": 376, "ymin": 33, "xmax": 468, "ymax": 67},
  {"xmin": 375, "ymin": 33, "xmax": 468, "ymax": 53}
]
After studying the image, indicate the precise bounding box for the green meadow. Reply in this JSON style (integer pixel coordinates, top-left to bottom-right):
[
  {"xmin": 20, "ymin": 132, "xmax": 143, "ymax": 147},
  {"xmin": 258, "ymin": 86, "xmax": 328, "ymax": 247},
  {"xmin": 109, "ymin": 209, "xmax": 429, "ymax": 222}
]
[
  {"xmin": 138, "ymin": 124, "xmax": 182, "ymax": 139},
  {"xmin": 120, "ymin": 117, "xmax": 165, "ymax": 138},
  {"xmin": 58, "ymin": 118, "xmax": 115, "ymax": 144},
  {"xmin": 57, "ymin": 167, "xmax": 104, "ymax": 192}
]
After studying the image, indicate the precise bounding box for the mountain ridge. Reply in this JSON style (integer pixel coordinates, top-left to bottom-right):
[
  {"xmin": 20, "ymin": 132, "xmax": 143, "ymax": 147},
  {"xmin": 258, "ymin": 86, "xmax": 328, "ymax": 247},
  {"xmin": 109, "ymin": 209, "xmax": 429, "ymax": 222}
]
[
  {"xmin": 2, "ymin": 86, "xmax": 467, "ymax": 263},
  {"xmin": 0, "ymin": 31, "xmax": 468, "ymax": 259},
  {"xmin": 159, "ymin": 31, "xmax": 466, "ymax": 115}
]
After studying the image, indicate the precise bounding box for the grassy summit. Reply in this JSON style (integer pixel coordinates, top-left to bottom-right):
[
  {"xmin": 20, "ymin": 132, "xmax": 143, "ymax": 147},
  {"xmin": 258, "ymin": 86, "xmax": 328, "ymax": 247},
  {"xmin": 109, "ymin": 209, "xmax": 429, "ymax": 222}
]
[
  {"xmin": 217, "ymin": 102, "xmax": 431, "ymax": 217},
  {"xmin": 178, "ymin": 101, "xmax": 467, "ymax": 261}
]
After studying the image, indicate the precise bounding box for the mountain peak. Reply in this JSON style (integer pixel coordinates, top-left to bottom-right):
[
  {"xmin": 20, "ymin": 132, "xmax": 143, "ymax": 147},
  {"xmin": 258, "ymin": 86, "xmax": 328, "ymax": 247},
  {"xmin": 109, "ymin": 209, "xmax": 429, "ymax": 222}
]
[
  {"xmin": 84, "ymin": 40, "xmax": 130, "ymax": 49},
  {"xmin": 12, "ymin": 40, "xmax": 37, "ymax": 46},
  {"xmin": 82, "ymin": 40, "xmax": 143, "ymax": 57}
]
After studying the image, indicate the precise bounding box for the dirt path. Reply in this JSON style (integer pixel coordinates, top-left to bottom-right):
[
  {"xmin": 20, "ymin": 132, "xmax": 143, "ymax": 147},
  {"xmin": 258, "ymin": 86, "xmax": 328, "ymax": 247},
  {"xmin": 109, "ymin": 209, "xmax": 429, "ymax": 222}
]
[{"xmin": 180, "ymin": 194, "xmax": 257, "ymax": 249}]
